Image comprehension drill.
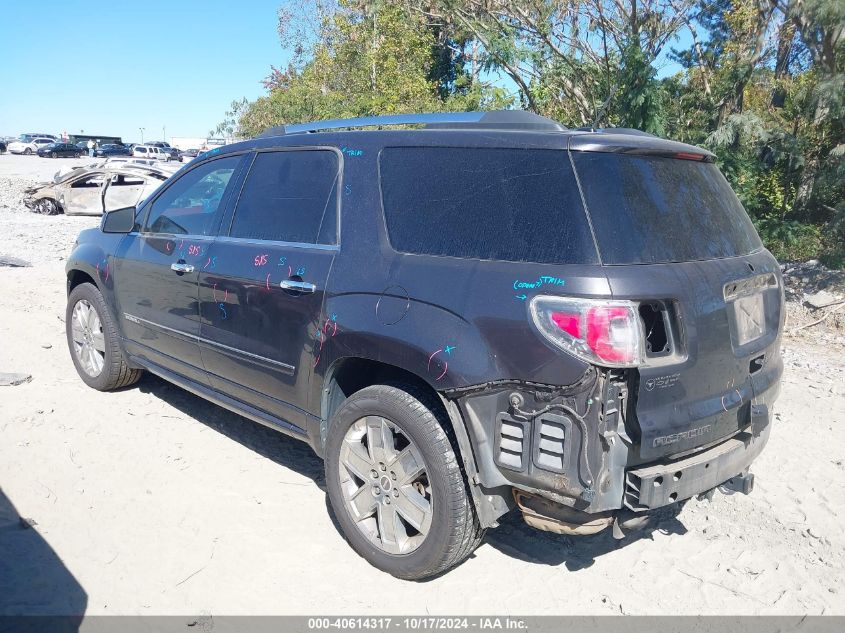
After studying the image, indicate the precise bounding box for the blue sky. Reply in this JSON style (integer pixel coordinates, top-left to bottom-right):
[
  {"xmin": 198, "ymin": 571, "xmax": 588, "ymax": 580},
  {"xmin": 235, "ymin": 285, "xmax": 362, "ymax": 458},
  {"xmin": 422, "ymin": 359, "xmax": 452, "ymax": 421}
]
[
  {"xmin": 0, "ymin": 1, "xmax": 689, "ymax": 142},
  {"xmin": 0, "ymin": 0, "xmax": 288, "ymax": 142}
]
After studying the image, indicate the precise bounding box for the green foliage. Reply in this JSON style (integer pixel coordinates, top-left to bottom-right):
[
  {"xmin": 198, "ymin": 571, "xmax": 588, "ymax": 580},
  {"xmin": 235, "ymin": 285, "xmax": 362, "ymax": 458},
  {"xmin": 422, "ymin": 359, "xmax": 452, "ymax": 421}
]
[{"xmin": 216, "ymin": 0, "xmax": 844, "ymax": 265}]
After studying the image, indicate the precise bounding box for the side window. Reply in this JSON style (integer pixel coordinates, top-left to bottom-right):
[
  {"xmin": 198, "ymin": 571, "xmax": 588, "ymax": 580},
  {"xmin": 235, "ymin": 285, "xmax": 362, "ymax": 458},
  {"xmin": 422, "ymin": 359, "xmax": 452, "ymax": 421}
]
[
  {"xmin": 136, "ymin": 146, "xmax": 146, "ymax": 153},
  {"xmin": 71, "ymin": 174, "xmax": 105, "ymax": 189},
  {"xmin": 144, "ymin": 156, "xmax": 240, "ymax": 236},
  {"xmin": 228, "ymin": 150, "xmax": 338, "ymax": 244}
]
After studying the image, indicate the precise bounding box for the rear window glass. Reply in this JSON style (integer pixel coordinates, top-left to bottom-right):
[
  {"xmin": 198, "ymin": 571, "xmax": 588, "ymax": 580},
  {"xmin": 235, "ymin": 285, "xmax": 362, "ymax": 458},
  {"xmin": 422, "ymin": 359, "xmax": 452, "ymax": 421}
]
[
  {"xmin": 380, "ymin": 147, "xmax": 597, "ymax": 264},
  {"xmin": 572, "ymin": 152, "xmax": 762, "ymax": 264}
]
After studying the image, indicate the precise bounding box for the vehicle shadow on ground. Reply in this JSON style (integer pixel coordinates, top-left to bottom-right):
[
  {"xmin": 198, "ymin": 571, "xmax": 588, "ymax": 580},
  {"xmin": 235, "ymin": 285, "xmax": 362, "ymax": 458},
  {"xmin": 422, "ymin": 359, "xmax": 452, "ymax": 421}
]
[
  {"xmin": 485, "ymin": 507, "xmax": 688, "ymax": 571},
  {"xmin": 0, "ymin": 488, "xmax": 87, "ymax": 629},
  {"xmin": 135, "ymin": 374, "xmax": 688, "ymax": 573},
  {"xmin": 136, "ymin": 374, "xmax": 326, "ymax": 490}
]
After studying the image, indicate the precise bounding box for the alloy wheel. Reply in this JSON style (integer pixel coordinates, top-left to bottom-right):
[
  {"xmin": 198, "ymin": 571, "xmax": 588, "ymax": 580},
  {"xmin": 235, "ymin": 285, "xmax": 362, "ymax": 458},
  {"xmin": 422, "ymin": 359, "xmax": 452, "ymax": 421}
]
[
  {"xmin": 70, "ymin": 299, "xmax": 106, "ymax": 377},
  {"xmin": 338, "ymin": 416, "xmax": 433, "ymax": 555}
]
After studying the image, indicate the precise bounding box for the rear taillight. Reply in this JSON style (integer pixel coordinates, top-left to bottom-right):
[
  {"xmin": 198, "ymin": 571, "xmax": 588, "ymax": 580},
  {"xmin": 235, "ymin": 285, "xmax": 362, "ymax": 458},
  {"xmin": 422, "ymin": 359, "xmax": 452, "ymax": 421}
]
[{"xmin": 530, "ymin": 296, "xmax": 642, "ymax": 367}]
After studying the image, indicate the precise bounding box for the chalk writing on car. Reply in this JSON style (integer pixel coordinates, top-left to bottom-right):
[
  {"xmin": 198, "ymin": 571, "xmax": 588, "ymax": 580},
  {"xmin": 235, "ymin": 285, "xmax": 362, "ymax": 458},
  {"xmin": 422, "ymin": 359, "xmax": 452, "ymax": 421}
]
[
  {"xmin": 512, "ymin": 276, "xmax": 566, "ymax": 291},
  {"xmin": 254, "ymin": 254, "xmax": 269, "ymax": 267}
]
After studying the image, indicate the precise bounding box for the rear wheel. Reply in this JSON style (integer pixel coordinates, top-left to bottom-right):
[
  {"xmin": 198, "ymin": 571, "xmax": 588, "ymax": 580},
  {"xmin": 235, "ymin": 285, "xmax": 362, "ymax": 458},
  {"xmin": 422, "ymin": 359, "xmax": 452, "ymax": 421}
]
[
  {"xmin": 24, "ymin": 148, "xmax": 32, "ymax": 155},
  {"xmin": 325, "ymin": 384, "xmax": 484, "ymax": 580},
  {"xmin": 66, "ymin": 283, "xmax": 142, "ymax": 391},
  {"xmin": 51, "ymin": 151, "xmax": 57, "ymax": 158}
]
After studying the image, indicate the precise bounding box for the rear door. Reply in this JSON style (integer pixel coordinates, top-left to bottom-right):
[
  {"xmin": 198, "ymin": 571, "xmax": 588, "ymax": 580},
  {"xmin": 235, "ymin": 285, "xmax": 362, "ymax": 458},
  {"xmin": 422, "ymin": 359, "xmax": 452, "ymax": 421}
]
[
  {"xmin": 112, "ymin": 154, "xmax": 246, "ymax": 385},
  {"xmin": 197, "ymin": 148, "xmax": 340, "ymax": 425},
  {"xmin": 571, "ymin": 148, "xmax": 783, "ymax": 460}
]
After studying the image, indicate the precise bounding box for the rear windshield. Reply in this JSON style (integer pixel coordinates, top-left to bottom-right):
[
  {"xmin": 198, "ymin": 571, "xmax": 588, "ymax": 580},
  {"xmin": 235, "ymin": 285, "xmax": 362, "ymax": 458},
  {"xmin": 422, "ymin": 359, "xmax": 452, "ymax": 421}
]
[
  {"xmin": 572, "ymin": 152, "xmax": 762, "ymax": 264},
  {"xmin": 380, "ymin": 147, "xmax": 597, "ymax": 264}
]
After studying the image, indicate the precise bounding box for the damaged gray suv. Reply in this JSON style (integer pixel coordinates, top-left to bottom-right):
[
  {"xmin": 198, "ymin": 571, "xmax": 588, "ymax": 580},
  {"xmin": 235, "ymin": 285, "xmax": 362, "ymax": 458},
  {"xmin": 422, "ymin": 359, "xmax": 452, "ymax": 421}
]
[{"xmin": 64, "ymin": 111, "xmax": 783, "ymax": 579}]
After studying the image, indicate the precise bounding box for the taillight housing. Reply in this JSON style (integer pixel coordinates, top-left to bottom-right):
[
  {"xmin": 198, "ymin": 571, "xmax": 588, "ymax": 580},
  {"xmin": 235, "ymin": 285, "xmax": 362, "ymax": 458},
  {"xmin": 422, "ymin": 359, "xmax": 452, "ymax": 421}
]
[{"xmin": 529, "ymin": 296, "xmax": 643, "ymax": 367}]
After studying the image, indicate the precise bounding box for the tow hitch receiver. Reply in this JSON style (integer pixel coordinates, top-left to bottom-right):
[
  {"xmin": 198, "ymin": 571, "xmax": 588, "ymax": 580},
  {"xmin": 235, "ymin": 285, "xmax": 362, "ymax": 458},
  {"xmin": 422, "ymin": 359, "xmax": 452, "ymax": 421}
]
[{"xmin": 719, "ymin": 471, "xmax": 755, "ymax": 495}]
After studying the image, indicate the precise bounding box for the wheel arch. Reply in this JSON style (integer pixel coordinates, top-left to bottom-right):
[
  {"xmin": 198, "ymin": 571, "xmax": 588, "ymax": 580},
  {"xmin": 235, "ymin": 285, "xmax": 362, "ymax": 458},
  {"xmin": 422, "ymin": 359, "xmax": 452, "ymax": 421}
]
[{"xmin": 319, "ymin": 356, "xmax": 506, "ymax": 528}]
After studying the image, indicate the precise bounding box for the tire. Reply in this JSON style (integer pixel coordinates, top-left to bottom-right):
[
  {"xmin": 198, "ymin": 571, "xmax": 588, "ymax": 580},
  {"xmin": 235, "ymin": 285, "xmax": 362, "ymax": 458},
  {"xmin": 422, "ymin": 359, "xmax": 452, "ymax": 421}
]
[
  {"xmin": 66, "ymin": 282, "xmax": 142, "ymax": 391},
  {"xmin": 33, "ymin": 198, "xmax": 61, "ymax": 215},
  {"xmin": 24, "ymin": 148, "xmax": 32, "ymax": 155},
  {"xmin": 325, "ymin": 384, "xmax": 485, "ymax": 580},
  {"xmin": 51, "ymin": 151, "xmax": 57, "ymax": 158}
]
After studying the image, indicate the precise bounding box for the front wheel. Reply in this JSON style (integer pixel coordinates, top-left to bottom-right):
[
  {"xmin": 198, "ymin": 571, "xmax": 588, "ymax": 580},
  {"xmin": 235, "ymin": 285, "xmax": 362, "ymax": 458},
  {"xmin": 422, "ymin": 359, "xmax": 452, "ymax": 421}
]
[
  {"xmin": 325, "ymin": 384, "xmax": 484, "ymax": 580},
  {"xmin": 66, "ymin": 283, "xmax": 142, "ymax": 391},
  {"xmin": 24, "ymin": 148, "xmax": 32, "ymax": 155},
  {"xmin": 51, "ymin": 151, "xmax": 57, "ymax": 158}
]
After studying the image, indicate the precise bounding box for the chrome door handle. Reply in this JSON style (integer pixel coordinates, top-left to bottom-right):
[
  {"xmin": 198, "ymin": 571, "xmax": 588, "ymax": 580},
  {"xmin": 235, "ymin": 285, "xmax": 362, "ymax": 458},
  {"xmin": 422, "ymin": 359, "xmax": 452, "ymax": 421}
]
[
  {"xmin": 280, "ymin": 279, "xmax": 316, "ymax": 294},
  {"xmin": 170, "ymin": 262, "xmax": 195, "ymax": 273}
]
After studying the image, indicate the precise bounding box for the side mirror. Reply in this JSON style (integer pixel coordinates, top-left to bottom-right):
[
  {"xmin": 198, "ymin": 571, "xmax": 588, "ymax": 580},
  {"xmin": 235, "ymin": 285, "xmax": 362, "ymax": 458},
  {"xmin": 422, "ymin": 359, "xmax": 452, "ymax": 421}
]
[{"xmin": 102, "ymin": 206, "xmax": 136, "ymax": 233}]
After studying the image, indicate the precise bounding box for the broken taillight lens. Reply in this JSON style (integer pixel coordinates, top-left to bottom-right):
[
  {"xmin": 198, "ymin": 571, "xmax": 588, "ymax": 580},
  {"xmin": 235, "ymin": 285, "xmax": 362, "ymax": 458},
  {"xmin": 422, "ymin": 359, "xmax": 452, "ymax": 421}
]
[{"xmin": 530, "ymin": 296, "xmax": 642, "ymax": 367}]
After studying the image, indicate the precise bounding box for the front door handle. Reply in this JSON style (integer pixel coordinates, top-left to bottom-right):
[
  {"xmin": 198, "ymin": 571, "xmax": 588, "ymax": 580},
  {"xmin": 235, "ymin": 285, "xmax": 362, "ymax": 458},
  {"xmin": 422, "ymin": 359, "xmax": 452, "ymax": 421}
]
[
  {"xmin": 280, "ymin": 279, "xmax": 316, "ymax": 294},
  {"xmin": 170, "ymin": 262, "xmax": 195, "ymax": 274}
]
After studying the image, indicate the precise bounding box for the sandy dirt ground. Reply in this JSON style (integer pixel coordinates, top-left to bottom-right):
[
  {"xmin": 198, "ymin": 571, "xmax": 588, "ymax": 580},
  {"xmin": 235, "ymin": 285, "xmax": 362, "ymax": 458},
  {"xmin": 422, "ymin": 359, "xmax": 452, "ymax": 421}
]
[{"xmin": 1, "ymin": 154, "xmax": 844, "ymax": 616}]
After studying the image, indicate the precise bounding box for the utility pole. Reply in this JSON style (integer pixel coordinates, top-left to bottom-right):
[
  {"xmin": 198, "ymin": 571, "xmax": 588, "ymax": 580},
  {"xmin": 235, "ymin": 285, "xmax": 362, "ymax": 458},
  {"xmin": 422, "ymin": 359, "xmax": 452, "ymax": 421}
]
[
  {"xmin": 139, "ymin": 127, "xmax": 145, "ymax": 143},
  {"xmin": 163, "ymin": 125, "xmax": 166, "ymax": 143}
]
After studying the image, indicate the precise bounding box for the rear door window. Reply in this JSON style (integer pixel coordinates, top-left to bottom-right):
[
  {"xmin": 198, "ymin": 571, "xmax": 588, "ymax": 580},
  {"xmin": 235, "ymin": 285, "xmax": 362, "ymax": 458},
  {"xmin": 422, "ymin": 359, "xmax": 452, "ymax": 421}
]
[
  {"xmin": 228, "ymin": 150, "xmax": 339, "ymax": 244},
  {"xmin": 379, "ymin": 147, "xmax": 597, "ymax": 264},
  {"xmin": 572, "ymin": 152, "xmax": 762, "ymax": 264}
]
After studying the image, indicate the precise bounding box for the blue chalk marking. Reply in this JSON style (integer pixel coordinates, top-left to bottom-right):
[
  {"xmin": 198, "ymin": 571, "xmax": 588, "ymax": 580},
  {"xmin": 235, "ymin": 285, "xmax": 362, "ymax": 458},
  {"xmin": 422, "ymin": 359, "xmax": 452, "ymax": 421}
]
[
  {"xmin": 278, "ymin": 256, "xmax": 287, "ymax": 266},
  {"xmin": 296, "ymin": 266, "xmax": 306, "ymax": 276},
  {"xmin": 331, "ymin": 313, "xmax": 337, "ymax": 321},
  {"xmin": 344, "ymin": 184, "xmax": 352, "ymax": 196},
  {"xmin": 444, "ymin": 345, "xmax": 457, "ymax": 355},
  {"xmin": 515, "ymin": 294, "xmax": 527, "ymax": 301},
  {"xmin": 512, "ymin": 276, "xmax": 566, "ymax": 291},
  {"xmin": 218, "ymin": 303, "xmax": 228, "ymax": 320},
  {"xmin": 341, "ymin": 147, "xmax": 364, "ymax": 157}
]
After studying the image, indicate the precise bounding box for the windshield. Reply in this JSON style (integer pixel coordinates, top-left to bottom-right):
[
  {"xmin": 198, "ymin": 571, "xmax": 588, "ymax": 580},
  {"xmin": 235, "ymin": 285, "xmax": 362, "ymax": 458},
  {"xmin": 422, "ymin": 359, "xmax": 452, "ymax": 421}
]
[{"xmin": 572, "ymin": 152, "xmax": 763, "ymax": 265}]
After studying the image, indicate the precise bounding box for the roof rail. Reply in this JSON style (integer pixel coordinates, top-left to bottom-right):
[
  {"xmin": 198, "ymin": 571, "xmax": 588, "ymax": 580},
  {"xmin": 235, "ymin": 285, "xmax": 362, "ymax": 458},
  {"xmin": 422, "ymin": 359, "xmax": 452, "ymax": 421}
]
[
  {"xmin": 575, "ymin": 126, "xmax": 657, "ymax": 138},
  {"xmin": 258, "ymin": 110, "xmax": 565, "ymax": 138}
]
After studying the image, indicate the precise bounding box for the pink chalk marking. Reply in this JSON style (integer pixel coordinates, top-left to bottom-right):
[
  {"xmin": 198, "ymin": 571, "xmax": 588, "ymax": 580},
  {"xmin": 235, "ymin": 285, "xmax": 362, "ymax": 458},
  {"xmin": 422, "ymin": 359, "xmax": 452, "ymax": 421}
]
[
  {"xmin": 224, "ymin": 289, "xmax": 229, "ymax": 302},
  {"xmin": 212, "ymin": 283, "xmax": 218, "ymax": 302},
  {"xmin": 313, "ymin": 354, "xmax": 321, "ymax": 368},
  {"xmin": 104, "ymin": 263, "xmax": 110, "ymax": 282},
  {"xmin": 427, "ymin": 349, "xmax": 448, "ymax": 381},
  {"xmin": 204, "ymin": 257, "xmax": 211, "ymax": 269},
  {"xmin": 288, "ymin": 265, "xmax": 292, "ymax": 278},
  {"xmin": 265, "ymin": 273, "xmax": 271, "ymax": 290},
  {"xmin": 178, "ymin": 239, "xmax": 184, "ymax": 249}
]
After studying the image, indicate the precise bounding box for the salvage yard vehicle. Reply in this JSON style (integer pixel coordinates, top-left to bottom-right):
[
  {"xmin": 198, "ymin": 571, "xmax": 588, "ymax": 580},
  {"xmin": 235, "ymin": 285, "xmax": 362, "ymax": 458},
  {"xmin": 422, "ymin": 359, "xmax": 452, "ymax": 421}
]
[
  {"xmin": 63, "ymin": 111, "xmax": 783, "ymax": 580},
  {"xmin": 132, "ymin": 144, "xmax": 170, "ymax": 161},
  {"xmin": 95, "ymin": 143, "xmax": 132, "ymax": 158},
  {"xmin": 36, "ymin": 142, "xmax": 83, "ymax": 158},
  {"xmin": 8, "ymin": 136, "xmax": 54, "ymax": 155},
  {"xmin": 26, "ymin": 163, "xmax": 174, "ymax": 215}
]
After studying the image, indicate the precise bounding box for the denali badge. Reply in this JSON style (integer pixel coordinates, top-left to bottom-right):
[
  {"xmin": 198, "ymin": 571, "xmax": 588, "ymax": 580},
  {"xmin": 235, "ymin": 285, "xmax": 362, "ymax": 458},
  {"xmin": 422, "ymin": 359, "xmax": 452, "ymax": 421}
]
[{"xmin": 653, "ymin": 425, "xmax": 712, "ymax": 447}]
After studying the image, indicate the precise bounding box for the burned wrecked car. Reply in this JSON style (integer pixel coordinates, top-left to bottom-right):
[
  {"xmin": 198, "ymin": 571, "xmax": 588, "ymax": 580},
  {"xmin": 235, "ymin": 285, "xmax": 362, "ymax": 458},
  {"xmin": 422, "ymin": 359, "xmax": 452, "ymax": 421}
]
[{"xmin": 25, "ymin": 162, "xmax": 179, "ymax": 216}]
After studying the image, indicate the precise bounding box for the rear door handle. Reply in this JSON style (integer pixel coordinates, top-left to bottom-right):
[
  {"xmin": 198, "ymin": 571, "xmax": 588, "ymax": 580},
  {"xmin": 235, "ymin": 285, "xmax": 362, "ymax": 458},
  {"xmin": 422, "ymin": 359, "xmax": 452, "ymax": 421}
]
[
  {"xmin": 280, "ymin": 279, "xmax": 316, "ymax": 294},
  {"xmin": 170, "ymin": 262, "xmax": 195, "ymax": 274}
]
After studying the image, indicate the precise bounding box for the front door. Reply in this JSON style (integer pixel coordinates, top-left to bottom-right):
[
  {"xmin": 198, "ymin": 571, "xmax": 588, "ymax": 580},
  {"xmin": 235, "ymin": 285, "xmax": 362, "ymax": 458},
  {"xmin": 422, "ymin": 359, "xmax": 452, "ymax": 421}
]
[
  {"xmin": 197, "ymin": 148, "xmax": 340, "ymax": 426},
  {"xmin": 63, "ymin": 173, "xmax": 106, "ymax": 215},
  {"xmin": 113, "ymin": 154, "xmax": 246, "ymax": 385}
]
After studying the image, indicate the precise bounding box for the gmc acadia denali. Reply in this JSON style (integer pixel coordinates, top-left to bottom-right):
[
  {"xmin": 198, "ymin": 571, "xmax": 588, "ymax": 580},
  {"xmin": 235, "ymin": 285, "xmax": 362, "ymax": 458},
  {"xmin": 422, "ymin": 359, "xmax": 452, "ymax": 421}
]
[{"xmin": 64, "ymin": 111, "xmax": 783, "ymax": 579}]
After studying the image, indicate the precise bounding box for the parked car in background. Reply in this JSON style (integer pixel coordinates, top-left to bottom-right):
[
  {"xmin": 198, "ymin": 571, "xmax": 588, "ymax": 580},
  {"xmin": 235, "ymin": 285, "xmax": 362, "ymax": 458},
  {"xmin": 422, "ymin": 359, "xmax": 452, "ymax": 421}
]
[
  {"xmin": 0, "ymin": 140, "xmax": 7, "ymax": 154},
  {"xmin": 179, "ymin": 148, "xmax": 199, "ymax": 162},
  {"xmin": 147, "ymin": 141, "xmax": 180, "ymax": 161},
  {"xmin": 61, "ymin": 111, "xmax": 782, "ymax": 580},
  {"xmin": 37, "ymin": 142, "xmax": 83, "ymax": 158},
  {"xmin": 8, "ymin": 137, "xmax": 55, "ymax": 155},
  {"xmin": 19, "ymin": 133, "xmax": 57, "ymax": 143},
  {"xmin": 25, "ymin": 163, "xmax": 174, "ymax": 216},
  {"xmin": 132, "ymin": 145, "xmax": 170, "ymax": 161},
  {"xmin": 95, "ymin": 143, "xmax": 132, "ymax": 158}
]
